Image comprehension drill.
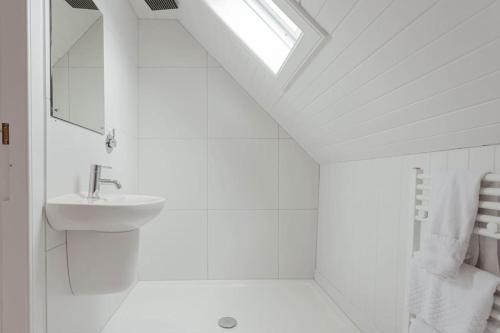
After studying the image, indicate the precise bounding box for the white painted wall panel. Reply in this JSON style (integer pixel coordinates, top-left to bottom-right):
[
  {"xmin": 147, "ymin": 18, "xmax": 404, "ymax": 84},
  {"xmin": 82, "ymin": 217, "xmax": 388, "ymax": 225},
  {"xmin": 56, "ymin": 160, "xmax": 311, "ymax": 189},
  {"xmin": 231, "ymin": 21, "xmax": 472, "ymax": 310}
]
[
  {"xmin": 316, "ymin": 143, "xmax": 500, "ymax": 333},
  {"xmin": 287, "ymin": 0, "xmax": 440, "ymax": 113},
  {"xmin": 294, "ymin": 0, "xmax": 495, "ymax": 126},
  {"xmin": 311, "ymin": 2, "xmax": 500, "ymax": 131},
  {"xmin": 320, "ymin": 98, "xmax": 500, "ymax": 159},
  {"xmin": 319, "ymin": 65, "xmax": 500, "ymax": 147}
]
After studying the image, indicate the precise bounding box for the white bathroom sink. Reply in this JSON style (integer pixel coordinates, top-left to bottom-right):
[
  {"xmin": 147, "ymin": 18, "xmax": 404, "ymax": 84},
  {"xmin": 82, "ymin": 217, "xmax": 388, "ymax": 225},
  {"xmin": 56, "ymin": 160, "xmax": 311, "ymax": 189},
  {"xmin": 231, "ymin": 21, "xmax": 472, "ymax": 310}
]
[{"xmin": 46, "ymin": 193, "xmax": 165, "ymax": 232}]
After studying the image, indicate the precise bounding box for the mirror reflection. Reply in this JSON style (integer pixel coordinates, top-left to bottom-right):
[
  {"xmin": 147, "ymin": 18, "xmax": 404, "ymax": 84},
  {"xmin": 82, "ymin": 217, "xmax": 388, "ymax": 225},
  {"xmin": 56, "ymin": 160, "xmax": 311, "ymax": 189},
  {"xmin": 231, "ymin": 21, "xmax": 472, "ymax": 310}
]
[{"xmin": 51, "ymin": 0, "xmax": 104, "ymax": 134}]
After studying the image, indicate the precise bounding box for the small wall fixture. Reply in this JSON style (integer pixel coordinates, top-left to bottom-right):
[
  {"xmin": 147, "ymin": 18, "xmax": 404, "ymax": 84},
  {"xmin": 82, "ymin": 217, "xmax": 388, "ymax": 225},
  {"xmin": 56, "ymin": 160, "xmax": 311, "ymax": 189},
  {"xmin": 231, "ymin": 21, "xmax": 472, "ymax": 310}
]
[{"xmin": 105, "ymin": 129, "xmax": 117, "ymax": 153}]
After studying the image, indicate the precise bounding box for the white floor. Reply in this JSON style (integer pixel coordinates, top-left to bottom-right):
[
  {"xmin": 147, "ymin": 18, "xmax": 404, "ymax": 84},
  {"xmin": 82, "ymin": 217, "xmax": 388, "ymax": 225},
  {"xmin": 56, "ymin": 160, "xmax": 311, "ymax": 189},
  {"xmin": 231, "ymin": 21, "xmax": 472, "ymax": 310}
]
[{"xmin": 102, "ymin": 280, "xmax": 360, "ymax": 333}]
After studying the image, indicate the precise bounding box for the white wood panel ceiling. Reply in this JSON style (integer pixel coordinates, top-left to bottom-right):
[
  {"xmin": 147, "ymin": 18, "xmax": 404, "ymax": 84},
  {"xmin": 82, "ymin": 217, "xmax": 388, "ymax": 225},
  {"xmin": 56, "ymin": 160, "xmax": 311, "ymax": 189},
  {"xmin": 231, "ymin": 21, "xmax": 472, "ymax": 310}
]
[{"xmin": 130, "ymin": 0, "xmax": 500, "ymax": 164}]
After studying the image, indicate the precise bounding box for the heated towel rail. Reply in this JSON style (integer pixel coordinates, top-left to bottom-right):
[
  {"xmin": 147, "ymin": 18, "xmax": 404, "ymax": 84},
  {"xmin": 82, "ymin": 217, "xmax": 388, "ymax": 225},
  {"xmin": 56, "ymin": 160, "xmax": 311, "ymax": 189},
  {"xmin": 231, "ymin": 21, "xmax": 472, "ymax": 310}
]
[{"xmin": 407, "ymin": 168, "xmax": 500, "ymax": 333}]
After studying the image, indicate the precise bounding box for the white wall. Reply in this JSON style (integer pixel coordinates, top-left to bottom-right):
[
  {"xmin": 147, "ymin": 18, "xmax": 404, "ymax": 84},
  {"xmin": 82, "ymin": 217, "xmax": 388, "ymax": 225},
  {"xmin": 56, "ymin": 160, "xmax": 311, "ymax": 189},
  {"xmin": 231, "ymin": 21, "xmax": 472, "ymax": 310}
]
[
  {"xmin": 46, "ymin": 1, "xmax": 139, "ymax": 332},
  {"xmin": 137, "ymin": 20, "xmax": 319, "ymax": 281},
  {"xmin": 316, "ymin": 144, "xmax": 500, "ymax": 333},
  {"xmin": 0, "ymin": 0, "xmax": 30, "ymax": 332},
  {"xmin": 176, "ymin": 0, "xmax": 500, "ymax": 163}
]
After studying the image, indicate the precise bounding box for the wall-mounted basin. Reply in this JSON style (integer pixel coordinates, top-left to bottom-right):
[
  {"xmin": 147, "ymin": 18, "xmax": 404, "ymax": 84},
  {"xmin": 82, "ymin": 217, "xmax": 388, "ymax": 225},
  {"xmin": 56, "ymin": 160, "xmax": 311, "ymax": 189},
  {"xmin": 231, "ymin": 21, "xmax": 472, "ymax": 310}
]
[
  {"xmin": 46, "ymin": 193, "xmax": 165, "ymax": 232},
  {"xmin": 45, "ymin": 193, "xmax": 165, "ymax": 295}
]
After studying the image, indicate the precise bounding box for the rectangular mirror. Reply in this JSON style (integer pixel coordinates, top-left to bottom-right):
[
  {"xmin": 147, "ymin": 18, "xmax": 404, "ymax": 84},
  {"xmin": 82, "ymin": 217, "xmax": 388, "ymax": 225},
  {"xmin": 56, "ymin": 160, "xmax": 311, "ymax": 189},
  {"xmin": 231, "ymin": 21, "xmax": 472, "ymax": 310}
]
[{"xmin": 50, "ymin": 0, "xmax": 104, "ymax": 134}]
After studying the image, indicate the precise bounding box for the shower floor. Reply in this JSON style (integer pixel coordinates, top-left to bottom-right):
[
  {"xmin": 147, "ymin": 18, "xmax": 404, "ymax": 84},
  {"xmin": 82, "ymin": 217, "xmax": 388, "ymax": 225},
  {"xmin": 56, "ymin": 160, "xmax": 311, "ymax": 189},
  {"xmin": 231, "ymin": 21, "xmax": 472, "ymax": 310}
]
[{"xmin": 102, "ymin": 280, "xmax": 360, "ymax": 333}]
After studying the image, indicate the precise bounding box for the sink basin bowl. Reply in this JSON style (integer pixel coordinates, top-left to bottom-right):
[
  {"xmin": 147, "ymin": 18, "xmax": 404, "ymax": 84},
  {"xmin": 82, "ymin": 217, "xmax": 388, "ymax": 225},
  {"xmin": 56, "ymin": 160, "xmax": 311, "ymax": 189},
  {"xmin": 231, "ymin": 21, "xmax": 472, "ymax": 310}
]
[{"xmin": 46, "ymin": 193, "xmax": 165, "ymax": 232}]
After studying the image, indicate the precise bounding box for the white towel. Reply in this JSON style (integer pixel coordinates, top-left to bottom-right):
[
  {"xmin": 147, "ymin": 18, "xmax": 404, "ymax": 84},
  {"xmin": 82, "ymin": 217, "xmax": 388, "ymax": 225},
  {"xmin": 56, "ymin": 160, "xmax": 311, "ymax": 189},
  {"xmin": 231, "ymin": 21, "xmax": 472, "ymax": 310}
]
[
  {"xmin": 410, "ymin": 318, "xmax": 439, "ymax": 333},
  {"xmin": 408, "ymin": 259, "xmax": 499, "ymax": 333},
  {"xmin": 415, "ymin": 170, "xmax": 485, "ymax": 278}
]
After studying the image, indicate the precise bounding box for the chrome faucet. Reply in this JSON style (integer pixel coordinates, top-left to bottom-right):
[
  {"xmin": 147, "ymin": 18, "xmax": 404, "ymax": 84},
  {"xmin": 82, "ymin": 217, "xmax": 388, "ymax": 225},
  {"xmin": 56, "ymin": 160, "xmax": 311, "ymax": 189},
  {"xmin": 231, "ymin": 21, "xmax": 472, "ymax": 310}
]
[{"xmin": 88, "ymin": 164, "xmax": 122, "ymax": 198}]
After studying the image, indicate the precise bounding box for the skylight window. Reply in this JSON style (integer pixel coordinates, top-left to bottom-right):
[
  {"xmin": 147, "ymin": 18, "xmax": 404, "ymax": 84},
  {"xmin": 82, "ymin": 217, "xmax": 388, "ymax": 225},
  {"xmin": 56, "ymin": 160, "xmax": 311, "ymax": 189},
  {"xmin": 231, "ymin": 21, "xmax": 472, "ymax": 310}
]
[
  {"xmin": 244, "ymin": 0, "xmax": 302, "ymax": 49},
  {"xmin": 207, "ymin": 0, "xmax": 302, "ymax": 73},
  {"xmin": 205, "ymin": 0, "xmax": 326, "ymax": 87}
]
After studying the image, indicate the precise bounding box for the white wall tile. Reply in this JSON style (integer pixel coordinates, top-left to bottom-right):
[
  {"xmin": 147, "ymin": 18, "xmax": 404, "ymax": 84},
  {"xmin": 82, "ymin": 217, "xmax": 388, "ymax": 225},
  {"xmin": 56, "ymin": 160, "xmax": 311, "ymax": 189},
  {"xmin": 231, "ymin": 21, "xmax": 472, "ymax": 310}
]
[
  {"xmin": 139, "ymin": 210, "xmax": 207, "ymax": 280},
  {"xmin": 208, "ymin": 211, "xmax": 278, "ymax": 279},
  {"xmin": 208, "ymin": 68, "xmax": 278, "ymax": 138},
  {"xmin": 279, "ymin": 210, "xmax": 318, "ymax": 279},
  {"xmin": 102, "ymin": 2, "xmax": 138, "ymax": 137},
  {"xmin": 136, "ymin": 18, "xmax": 319, "ymax": 282},
  {"xmin": 139, "ymin": 20, "xmax": 207, "ymax": 67},
  {"xmin": 139, "ymin": 139, "xmax": 207, "ymax": 209},
  {"xmin": 139, "ymin": 68, "xmax": 207, "ymax": 138},
  {"xmin": 47, "ymin": 245, "xmax": 130, "ymax": 333},
  {"xmin": 208, "ymin": 140, "xmax": 278, "ymax": 209},
  {"xmin": 107, "ymin": 130, "xmax": 139, "ymax": 194},
  {"xmin": 46, "ymin": 112, "xmax": 110, "ymax": 250},
  {"xmin": 279, "ymin": 140, "xmax": 319, "ymax": 209},
  {"xmin": 47, "ymin": 119, "xmax": 106, "ymax": 198}
]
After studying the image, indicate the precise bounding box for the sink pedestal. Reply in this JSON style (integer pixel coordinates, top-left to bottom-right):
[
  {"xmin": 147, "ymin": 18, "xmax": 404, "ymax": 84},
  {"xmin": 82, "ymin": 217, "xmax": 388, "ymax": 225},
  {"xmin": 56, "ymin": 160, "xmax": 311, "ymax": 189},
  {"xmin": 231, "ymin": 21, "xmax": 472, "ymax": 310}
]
[{"xmin": 67, "ymin": 230, "xmax": 139, "ymax": 295}]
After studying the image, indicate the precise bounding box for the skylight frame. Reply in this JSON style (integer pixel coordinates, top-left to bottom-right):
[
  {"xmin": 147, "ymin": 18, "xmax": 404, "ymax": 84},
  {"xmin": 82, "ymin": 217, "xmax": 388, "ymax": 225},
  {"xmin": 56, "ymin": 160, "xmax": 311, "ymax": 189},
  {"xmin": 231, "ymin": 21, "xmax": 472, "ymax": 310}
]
[
  {"xmin": 204, "ymin": 0, "xmax": 327, "ymax": 88},
  {"xmin": 267, "ymin": 0, "xmax": 326, "ymax": 86},
  {"xmin": 243, "ymin": 0, "xmax": 302, "ymax": 50}
]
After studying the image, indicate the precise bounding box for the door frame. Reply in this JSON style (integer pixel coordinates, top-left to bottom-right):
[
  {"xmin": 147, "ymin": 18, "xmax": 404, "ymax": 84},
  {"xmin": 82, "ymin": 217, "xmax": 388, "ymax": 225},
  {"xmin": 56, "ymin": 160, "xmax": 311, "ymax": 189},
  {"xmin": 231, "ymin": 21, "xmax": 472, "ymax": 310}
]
[
  {"xmin": 28, "ymin": 0, "xmax": 49, "ymax": 332},
  {"xmin": 0, "ymin": 0, "xmax": 48, "ymax": 332}
]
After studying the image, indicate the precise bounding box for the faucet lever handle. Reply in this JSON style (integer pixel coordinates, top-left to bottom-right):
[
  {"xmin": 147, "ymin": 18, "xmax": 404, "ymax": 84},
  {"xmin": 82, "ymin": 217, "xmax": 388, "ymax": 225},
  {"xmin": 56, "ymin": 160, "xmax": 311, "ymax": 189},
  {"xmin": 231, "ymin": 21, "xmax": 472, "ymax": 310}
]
[
  {"xmin": 90, "ymin": 164, "xmax": 112, "ymax": 174},
  {"xmin": 91, "ymin": 164, "xmax": 112, "ymax": 170}
]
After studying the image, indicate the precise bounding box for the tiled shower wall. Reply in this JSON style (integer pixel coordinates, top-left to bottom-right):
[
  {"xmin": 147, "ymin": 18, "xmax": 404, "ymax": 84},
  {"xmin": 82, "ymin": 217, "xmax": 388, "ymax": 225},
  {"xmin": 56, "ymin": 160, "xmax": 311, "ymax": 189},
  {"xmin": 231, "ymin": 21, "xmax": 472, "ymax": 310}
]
[{"xmin": 138, "ymin": 20, "xmax": 319, "ymax": 280}]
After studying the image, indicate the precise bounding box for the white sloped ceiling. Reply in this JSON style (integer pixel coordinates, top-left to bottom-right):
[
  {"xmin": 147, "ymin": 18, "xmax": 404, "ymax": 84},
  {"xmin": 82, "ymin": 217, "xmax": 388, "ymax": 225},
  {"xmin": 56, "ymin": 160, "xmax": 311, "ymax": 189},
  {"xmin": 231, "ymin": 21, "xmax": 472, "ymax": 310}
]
[{"xmin": 131, "ymin": 0, "xmax": 500, "ymax": 164}]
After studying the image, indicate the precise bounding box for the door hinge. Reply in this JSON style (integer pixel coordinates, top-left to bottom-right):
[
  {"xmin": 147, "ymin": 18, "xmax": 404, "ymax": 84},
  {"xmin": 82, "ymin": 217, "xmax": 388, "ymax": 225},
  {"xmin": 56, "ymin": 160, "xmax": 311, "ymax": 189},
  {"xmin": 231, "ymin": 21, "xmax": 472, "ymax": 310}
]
[{"xmin": 2, "ymin": 123, "xmax": 9, "ymax": 145}]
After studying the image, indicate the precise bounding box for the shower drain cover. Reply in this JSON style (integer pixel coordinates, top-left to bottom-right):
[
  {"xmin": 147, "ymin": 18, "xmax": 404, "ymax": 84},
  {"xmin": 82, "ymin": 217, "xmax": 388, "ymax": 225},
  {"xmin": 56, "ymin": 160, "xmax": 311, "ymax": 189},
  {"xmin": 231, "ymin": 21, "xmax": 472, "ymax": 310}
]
[{"xmin": 218, "ymin": 317, "xmax": 238, "ymax": 329}]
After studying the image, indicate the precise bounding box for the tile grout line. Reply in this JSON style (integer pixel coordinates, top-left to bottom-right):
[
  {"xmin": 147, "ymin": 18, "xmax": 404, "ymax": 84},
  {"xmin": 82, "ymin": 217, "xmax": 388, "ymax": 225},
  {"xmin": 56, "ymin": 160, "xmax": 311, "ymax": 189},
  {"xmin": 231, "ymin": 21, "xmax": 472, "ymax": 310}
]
[
  {"xmin": 206, "ymin": 51, "xmax": 209, "ymax": 280},
  {"xmin": 277, "ymin": 124, "xmax": 280, "ymax": 279},
  {"xmin": 161, "ymin": 208, "xmax": 319, "ymax": 211},
  {"xmin": 137, "ymin": 137, "xmax": 286, "ymax": 141}
]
